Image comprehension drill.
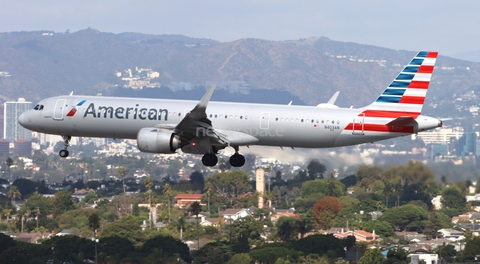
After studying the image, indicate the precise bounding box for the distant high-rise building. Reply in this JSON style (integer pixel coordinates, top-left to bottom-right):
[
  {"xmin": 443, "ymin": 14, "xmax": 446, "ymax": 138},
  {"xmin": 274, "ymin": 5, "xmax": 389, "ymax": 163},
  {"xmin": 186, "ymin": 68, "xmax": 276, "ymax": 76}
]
[
  {"xmin": 14, "ymin": 139, "xmax": 32, "ymax": 157},
  {"xmin": 4, "ymin": 98, "xmax": 32, "ymax": 142},
  {"xmin": 0, "ymin": 104, "xmax": 4, "ymax": 139},
  {"xmin": 456, "ymin": 132, "xmax": 477, "ymax": 156}
]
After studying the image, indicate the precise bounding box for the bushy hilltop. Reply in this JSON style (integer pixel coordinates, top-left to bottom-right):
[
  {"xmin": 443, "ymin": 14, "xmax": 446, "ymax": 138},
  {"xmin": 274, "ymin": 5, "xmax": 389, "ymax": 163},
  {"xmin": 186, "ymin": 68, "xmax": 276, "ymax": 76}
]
[{"xmin": 1, "ymin": 28, "xmax": 480, "ymax": 108}]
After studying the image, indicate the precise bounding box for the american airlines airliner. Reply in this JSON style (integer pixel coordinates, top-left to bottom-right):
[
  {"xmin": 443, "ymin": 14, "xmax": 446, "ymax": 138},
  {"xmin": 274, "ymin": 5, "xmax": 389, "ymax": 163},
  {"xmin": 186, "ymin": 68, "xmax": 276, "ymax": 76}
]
[{"xmin": 18, "ymin": 51, "xmax": 442, "ymax": 167}]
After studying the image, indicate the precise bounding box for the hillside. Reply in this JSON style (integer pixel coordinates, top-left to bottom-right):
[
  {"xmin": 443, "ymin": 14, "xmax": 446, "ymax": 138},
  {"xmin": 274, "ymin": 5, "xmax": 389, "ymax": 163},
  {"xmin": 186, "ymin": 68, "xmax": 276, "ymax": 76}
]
[{"xmin": 1, "ymin": 28, "xmax": 480, "ymax": 108}]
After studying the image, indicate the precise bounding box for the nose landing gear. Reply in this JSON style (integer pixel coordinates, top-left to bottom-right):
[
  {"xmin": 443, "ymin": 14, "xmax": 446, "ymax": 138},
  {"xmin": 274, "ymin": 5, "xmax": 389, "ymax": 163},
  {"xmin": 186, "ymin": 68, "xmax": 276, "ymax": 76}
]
[{"xmin": 59, "ymin": 135, "xmax": 71, "ymax": 158}]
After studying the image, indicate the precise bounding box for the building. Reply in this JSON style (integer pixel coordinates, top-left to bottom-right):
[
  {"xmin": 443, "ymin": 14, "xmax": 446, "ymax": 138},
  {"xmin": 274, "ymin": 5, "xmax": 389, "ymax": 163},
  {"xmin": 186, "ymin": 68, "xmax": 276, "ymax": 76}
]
[
  {"xmin": 0, "ymin": 139, "xmax": 8, "ymax": 155},
  {"xmin": 256, "ymin": 168, "xmax": 265, "ymax": 209},
  {"xmin": 174, "ymin": 194, "xmax": 202, "ymax": 207},
  {"xmin": 4, "ymin": 98, "xmax": 32, "ymax": 142},
  {"xmin": 14, "ymin": 139, "xmax": 32, "ymax": 156},
  {"xmin": 219, "ymin": 208, "xmax": 252, "ymax": 221},
  {"xmin": 0, "ymin": 104, "xmax": 4, "ymax": 139},
  {"xmin": 456, "ymin": 132, "xmax": 477, "ymax": 156},
  {"xmin": 413, "ymin": 127, "xmax": 464, "ymax": 145}
]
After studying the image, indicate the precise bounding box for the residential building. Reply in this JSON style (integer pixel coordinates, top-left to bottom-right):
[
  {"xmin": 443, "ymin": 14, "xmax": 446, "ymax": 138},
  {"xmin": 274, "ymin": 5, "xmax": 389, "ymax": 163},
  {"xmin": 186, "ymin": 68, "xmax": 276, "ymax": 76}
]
[
  {"xmin": 174, "ymin": 194, "xmax": 202, "ymax": 207},
  {"xmin": 219, "ymin": 208, "xmax": 252, "ymax": 221}
]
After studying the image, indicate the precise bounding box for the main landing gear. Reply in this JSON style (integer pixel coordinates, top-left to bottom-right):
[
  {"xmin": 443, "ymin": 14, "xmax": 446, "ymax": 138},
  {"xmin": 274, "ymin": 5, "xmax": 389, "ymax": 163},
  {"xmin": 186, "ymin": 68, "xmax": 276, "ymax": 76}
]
[
  {"xmin": 59, "ymin": 135, "xmax": 71, "ymax": 158},
  {"xmin": 201, "ymin": 147, "xmax": 246, "ymax": 167}
]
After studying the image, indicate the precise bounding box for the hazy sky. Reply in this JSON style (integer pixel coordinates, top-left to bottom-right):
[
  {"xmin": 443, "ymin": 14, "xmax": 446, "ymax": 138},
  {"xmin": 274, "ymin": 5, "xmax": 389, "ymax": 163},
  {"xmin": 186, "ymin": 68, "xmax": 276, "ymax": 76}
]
[{"xmin": 2, "ymin": 1, "xmax": 479, "ymax": 56}]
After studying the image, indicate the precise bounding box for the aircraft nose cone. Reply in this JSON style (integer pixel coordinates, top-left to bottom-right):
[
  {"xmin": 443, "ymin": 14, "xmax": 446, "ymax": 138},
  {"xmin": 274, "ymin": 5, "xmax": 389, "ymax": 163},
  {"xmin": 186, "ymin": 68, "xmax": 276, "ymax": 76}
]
[{"xmin": 18, "ymin": 113, "xmax": 26, "ymax": 127}]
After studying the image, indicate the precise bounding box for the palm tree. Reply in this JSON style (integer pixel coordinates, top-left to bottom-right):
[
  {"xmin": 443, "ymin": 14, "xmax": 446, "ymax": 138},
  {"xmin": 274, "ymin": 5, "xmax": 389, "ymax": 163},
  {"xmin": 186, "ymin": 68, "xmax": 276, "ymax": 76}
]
[
  {"xmin": 177, "ymin": 215, "xmax": 186, "ymax": 239},
  {"xmin": 163, "ymin": 183, "xmax": 172, "ymax": 223},
  {"xmin": 3, "ymin": 209, "xmax": 12, "ymax": 221},
  {"xmin": 35, "ymin": 207, "xmax": 40, "ymax": 229},
  {"xmin": 145, "ymin": 177, "xmax": 154, "ymax": 227},
  {"xmin": 8, "ymin": 186, "xmax": 22, "ymax": 205},
  {"xmin": 190, "ymin": 201, "xmax": 202, "ymax": 250},
  {"xmin": 204, "ymin": 183, "xmax": 212, "ymax": 213},
  {"xmin": 118, "ymin": 166, "xmax": 127, "ymax": 195}
]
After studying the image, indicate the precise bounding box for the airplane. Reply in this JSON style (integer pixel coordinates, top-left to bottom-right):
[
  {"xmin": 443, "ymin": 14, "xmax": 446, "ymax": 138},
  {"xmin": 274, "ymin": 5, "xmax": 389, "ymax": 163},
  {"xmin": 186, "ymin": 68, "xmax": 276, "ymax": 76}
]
[{"xmin": 18, "ymin": 51, "xmax": 442, "ymax": 167}]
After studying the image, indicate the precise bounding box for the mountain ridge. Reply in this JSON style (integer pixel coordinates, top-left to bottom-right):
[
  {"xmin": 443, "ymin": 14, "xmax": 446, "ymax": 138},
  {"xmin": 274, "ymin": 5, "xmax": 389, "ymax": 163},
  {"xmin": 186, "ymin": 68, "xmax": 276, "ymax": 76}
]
[{"xmin": 1, "ymin": 28, "xmax": 480, "ymax": 109}]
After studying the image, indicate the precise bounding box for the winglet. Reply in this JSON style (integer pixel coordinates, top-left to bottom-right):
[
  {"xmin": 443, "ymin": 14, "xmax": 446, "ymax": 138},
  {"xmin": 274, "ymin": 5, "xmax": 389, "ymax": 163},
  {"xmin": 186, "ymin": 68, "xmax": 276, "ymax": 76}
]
[
  {"xmin": 327, "ymin": 91, "xmax": 340, "ymax": 105},
  {"xmin": 193, "ymin": 85, "xmax": 216, "ymax": 112}
]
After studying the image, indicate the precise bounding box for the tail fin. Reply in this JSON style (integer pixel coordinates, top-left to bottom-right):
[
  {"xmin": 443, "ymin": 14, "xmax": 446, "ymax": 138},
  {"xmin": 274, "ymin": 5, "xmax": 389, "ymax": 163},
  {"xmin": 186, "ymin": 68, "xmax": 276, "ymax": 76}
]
[{"xmin": 366, "ymin": 51, "xmax": 438, "ymax": 115}]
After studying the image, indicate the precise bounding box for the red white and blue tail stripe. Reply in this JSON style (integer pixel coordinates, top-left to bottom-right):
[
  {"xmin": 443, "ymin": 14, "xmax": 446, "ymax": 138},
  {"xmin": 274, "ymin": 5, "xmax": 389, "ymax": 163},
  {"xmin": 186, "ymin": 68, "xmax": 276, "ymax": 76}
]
[
  {"xmin": 366, "ymin": 51, "xmax": 437, "ymax": 116},
  {"xmin": 343, "ymin": 51, "xmax": 438, "ymax": 135}
]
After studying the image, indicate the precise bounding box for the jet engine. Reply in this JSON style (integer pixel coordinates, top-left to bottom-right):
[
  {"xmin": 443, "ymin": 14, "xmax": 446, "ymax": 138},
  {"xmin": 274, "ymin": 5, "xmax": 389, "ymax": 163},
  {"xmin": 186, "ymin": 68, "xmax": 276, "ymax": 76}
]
[{"xmin": 137, "ymin": 128, "xmax": 182, "ymax": 154}]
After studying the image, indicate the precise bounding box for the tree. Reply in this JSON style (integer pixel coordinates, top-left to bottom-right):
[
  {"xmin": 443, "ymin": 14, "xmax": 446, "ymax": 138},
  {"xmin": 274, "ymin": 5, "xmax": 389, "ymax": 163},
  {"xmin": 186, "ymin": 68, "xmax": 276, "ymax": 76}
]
[
  {"xmin": 99, "ymin": 236, "xmax": 135, "ymax": 260},
  {"xmin": 145, "ymin": 177, "xmax": 154, "ymax": 227},
  {"xmin": 313, "ymin": 196, "xmax": 342, "ymax": 230},
  {"xmin": 424, "ymin": 211, "xmax": 451, "ymax": 239},
  {"xmin": 292, "ymin": 234, "xmax": 345, "ymax": 258},
  {"xmin": 194, "ymin": 241, "xmax": 232, "ymax": 264},
  {"xmin": 276, "ymin": 216, "xmax": 301, "ymax": 242},
  {"xmin": 227, "ymin": 253, "xmax": 252, "ymax": 264},
  {"xmin": 307, "ymin": 159, "xmax": 326, "ymax": 179},
  {"xmin": 358, "ymin": 248, "xmax": 385, "ymax": 264},
  {"xmin": 205, "ymin": 170, "xmax": 251, "ymax": 202},
  {"xmin": 231, "ymin": 216, "xmax": 263, "ymax": 247},
  {"xmin": 460, "ymin": 236, "xmax": 480, "ymax": 262},
  {"xmin": 88, "ymin": 213, "xmax": 100, "ymax": 233},
  {"xmin": 176, "ymin": 215, "xmax": 187, "ymax": 239},
  {"xmin": 12, "ymin": 178, "xmax": 36, "ymax": 198},
  {"xmin": 189, "ymin": 201, "xmax": 202, "ymax": 250},
  {"xmin": 386, "ymin": 248, "xmax": 410, "ymax": 264},
  {"xmin": 249, "ymin": 246, "xmax": 299, "ymax": 264},
  {"xmin": 99, "ymin": 215, "xmax": 143, "ymax": 247},
  {"xmin": 300, "ymin": 179, "xmax": 345, "ymax": 198},
  {"xmin": 8, "ymin": 186, "xmax": 21, "ymax": 204},
  {"xmin": 381, "ymin": 204, "xmax": 428, "ymax": 231},
  {"xmin": 441, "ymin": 185, "xmax": 466, "ymax": 210},
  {"xmin": 205, "ymin": 183, "xmax": 212, "ymax": 213},
  {"xmin": 53, "ymin": 190, "xmax": 76, "ymax": 216},
  {"xmin": 190, "ymin": 171, "xmax": 205, "ymax": 191},
  {"xmin": 141, "ymin": 234, "xmax": 191, "ymax": 262},
  {"xmin": 118, "ymin": 166, "xmax": 127, "ymax": 195},
  {"xmin": 0, "ymin": 233, "xmax": 16, "ymax": 254},
  {"xmin": 363, "ymin": 220, "xmax": 395, "ymax": 237},
  {"xmin": 163, "ymin": 183, "xmax": 172, "ymax": 223}
]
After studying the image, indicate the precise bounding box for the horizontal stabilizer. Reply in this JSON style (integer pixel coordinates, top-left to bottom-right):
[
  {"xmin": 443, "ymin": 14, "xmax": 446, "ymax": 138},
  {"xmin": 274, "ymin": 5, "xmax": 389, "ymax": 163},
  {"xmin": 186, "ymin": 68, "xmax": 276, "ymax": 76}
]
[{"xmin": 387, "ymin": 116, "xmax": 416, "ymax": 126}]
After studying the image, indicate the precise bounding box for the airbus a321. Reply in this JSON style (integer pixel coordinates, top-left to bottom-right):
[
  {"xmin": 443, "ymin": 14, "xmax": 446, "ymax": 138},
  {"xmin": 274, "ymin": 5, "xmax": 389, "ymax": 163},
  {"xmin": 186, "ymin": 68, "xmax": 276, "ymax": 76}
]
[{"xmin": 18, "ymin": 51, "xmax": 442, "ymax": 167}]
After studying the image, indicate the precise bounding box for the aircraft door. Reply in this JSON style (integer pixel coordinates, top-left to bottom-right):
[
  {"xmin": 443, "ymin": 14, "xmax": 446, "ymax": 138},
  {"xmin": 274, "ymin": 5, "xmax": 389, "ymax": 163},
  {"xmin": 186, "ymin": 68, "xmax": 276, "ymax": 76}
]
[
  {"xmin": 352, "ymin": 113, "xmax": 365, "ymax": 135},
  {"xmin": 260, "ymin": 112, "xmax": 270, "ymax": 129},
  {"xmin": 53, "ymin": 99, "xmax": 67, "ymax": 121}
]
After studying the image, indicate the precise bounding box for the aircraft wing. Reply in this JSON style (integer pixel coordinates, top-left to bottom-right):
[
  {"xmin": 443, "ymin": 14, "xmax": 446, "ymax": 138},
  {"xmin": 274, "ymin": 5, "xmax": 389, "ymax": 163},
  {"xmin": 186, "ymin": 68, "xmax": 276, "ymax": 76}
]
[{"xmin": 170, "ymin": 85, "xmax": 258, "ymax": 146}]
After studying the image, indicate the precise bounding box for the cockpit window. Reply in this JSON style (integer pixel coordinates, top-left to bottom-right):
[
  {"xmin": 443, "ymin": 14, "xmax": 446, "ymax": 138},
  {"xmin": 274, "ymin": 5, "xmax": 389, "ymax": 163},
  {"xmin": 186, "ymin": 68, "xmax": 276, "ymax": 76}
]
[{"xmin": 33, "ymin": 104, "xmax": 44, "ymax": 110}]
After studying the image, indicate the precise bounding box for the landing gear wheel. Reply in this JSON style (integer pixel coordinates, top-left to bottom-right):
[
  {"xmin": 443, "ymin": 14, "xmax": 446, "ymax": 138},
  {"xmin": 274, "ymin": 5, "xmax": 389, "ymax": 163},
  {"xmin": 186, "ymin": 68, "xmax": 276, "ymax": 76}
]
[
  {"xmin": 229, "ymin": 154, "xmax": 245, "ymax": 167},
  {"xmin": 59, "ymin": 135, "xmax": 71, "ymax": 158},
  {"xmin": 202, "ymin": 153, "xmax": 218, "ymax": 167},
  {"xmin": 59, "ymin": 149, "xmax": 69, "ymax": 158}
]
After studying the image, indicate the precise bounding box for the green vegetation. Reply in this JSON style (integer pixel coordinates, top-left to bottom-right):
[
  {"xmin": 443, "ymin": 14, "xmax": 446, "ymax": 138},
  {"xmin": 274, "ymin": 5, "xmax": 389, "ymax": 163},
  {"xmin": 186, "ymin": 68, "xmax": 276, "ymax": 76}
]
[{"xmin": 0, "ymin": 156, "xmax": 479, "ymax": 263}]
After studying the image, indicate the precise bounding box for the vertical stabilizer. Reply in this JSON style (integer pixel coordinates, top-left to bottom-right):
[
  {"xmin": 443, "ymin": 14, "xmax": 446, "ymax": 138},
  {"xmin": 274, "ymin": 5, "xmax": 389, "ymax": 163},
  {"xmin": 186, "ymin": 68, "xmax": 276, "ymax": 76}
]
[{"xmin": 366, "ymin": 51, "xmax": 438, "ymax": 115}]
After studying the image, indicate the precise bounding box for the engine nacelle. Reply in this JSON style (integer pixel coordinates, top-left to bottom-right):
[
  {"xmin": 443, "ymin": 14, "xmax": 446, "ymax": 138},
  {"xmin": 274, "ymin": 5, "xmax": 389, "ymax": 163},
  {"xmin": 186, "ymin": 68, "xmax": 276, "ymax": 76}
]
[{"xmin": 137, "ymin": 128, "xmax": 181, "ymax": 154}]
